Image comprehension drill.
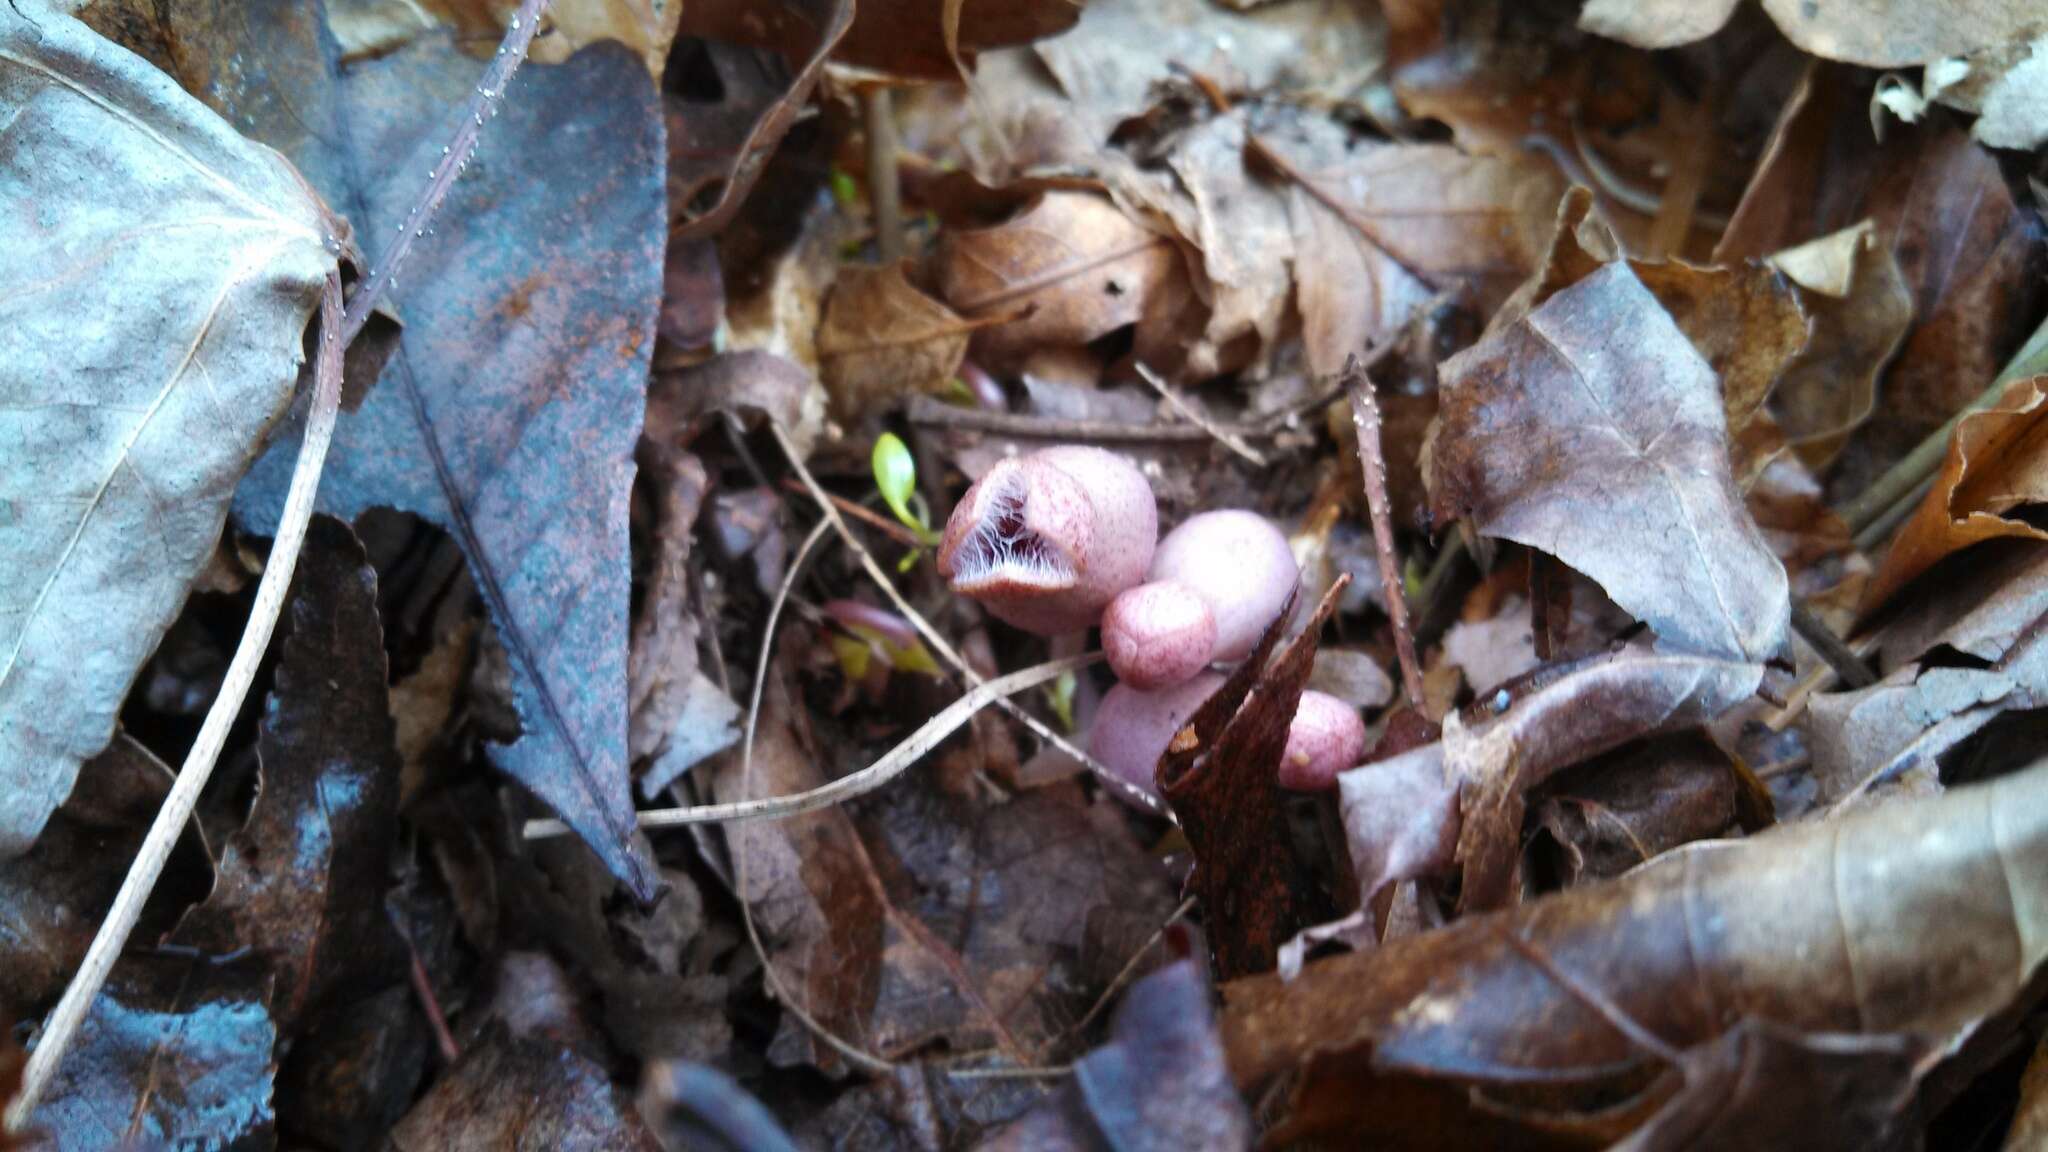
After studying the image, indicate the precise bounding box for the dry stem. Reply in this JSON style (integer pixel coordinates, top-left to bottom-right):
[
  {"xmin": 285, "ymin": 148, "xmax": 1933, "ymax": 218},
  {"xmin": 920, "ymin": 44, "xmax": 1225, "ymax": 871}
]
[{"xmin": 1345, "ymin": 364, "xmax": 1425, "ymax": 710}]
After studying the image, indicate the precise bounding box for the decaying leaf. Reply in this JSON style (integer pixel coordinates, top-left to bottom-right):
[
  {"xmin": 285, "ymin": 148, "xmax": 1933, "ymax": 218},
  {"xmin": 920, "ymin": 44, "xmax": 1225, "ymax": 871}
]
[
  {"xmin": 1427, "ymin": 260, "xmax": 1791, "ymax": 663},
  {"xmin": 1529, "ymin": 731, "xmax": 1744, "ymax": 889},
  {"xmin": 1578, "ymin": 0, "xmax": 1740, "ymax": 50},
  {"xmin": 1162, "ymin": 583, "xmax": 1341, "ymax": 980},
  {"xmin": 1252, "ymin": 131, "xmax": 1566, "ymax": 324},
  {"xmin": 835, "ymin": 0, "xmax": 1082, "ymax": 80},
  {"xmin": 1228, "ymin": 759, "xmax": 2048, "ymax": 1140},
  {"xmin": 386, "ymin": 1023, "xmax": 659, "ymax": 1151},
  {"xmin": 1612, "ymin": 1020, "xmax": 1927, "ymax": 1152},
  {"xmin": 0, "ymin": 736, "xmax": 191, "ymax": 1013},
  {"xmin": 664, "ymin": 0, "xmax": 855, "ymax": 240},
  {"xmin": 237, "ymin": 35, "xmax": 669, "ymax": 899},
  {"xmin": 325, "ymin": 0, "xmax": 685, "ymax": 78},
  {"xmin": 934, "ymin": 191, "xmax": 1181, "ymax": 367},
  {"xmin": 1863, "ymin": 375, "xmax": 2048, "ymax": 612},
  {"xmin": 1812, "ymin": 545, "xmax": 2048, "ymax": 802},
  {"xmin": 1974, "ymin": 35, "xmax": 2048, "ymax": 150},
  {"xmin": 28, "ymin": 957, "xmax": 277, "ymax": 1150},
  {"xmin": 1760, "ymin": 0, "xmax": 2043, "ymax": 68},
  {"xmin": 1768, "ymin": 221, "xmax": 1913, "ymax": 467},
  {"xmin": 1342, "ymin": 646, "xmax": 1763, "ymax": 910},
  {"xmin": 1581, "ymin": 0, "xmax": 2038, "ymax": 69},
  {"xmin": 982, "ymin": 961, "xmax": 1252, "ymax": 1152},
  {"xmin": 168, "ymin": 517, "xmax": 404, "ymax": 1031},
  {"xmin": 626, "ymin": 441, "xmax": 740, "ymax": 796},
  {"xmin": 0, "ymin": 3, "xmax": 336, "ymax": 855},
  {"xmin": 818, "ymin": 262, "xmax": 986, "ymax": 418}
]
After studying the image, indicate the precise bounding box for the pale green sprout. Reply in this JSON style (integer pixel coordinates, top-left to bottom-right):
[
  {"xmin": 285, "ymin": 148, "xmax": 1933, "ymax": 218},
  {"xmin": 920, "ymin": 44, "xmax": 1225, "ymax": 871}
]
[{"xmin": 871, "ymin": 432, "xmax": 942, "ymax": 570}]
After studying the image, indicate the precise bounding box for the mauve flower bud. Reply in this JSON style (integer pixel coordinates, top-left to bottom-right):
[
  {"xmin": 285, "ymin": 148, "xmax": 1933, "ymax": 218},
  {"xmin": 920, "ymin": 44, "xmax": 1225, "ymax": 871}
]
[
  {"xmin": 1087, "ymin": 673, "xmax": 1227, "ymax": 801},
  {"xmin": 1276, "ymin": 690, "xmax": 1367, "ymax": 792},
  {"xmin": 1101, "ymin": 581, "xmax": 1217, "ymax": 690},
  {"xmin": 1148, "ymin": 510, "xmax": 1298, "ymax": 662},
  {"xmin": 938, "ymin": 446, "xmax": 1156, "ymax": 635},
  {"xmin": 1090, "ymin": 680, "xmax": 1366, "ymax": 805}
]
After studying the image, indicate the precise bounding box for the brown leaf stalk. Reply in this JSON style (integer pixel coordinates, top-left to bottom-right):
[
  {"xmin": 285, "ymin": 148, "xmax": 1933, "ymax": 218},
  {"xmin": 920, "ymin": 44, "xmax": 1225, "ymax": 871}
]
[{"xmin": 1345, "ymin": 363, "xmax": 1424, "ymax": 710}]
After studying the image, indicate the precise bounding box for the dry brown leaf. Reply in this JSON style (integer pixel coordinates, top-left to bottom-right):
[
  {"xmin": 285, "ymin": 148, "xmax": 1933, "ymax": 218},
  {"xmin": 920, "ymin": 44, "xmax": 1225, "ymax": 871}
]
[
  {"xmin": 1974, "ymin": 35, "xmax": 2048, "ymax": 150},
  {"xmin": 710, "ymin": 664, "xmax": 892, "ymax": 1074},
  {"xmin": 327, "ymin": 0, "xmax": 683, "ymax": 79},
  {"xmin": 1768, "ymin": 221, "xmax": 1914, "ymax": 468},
  {"xmin": 1584, "ymin": 0, "xmax": 2041, "ymax": 69},
  {"xmin": 1530, "ymin": 731, "xmax": 1742, "ymax": 888},
  {"xmin": 627, "ymin": 443, "xmax": 739, "ymax": 792},
  {"xmin": 386, "ymin": 1022, "xmax": 661, "ymax": 1151},
  {"xmin": 1427, "ymin": 260, "xmax": 1790, "ymax": 663},
  {"xmin": 981, "ymin": 961, "xmax": 1251, "ymax": 1151},
  {"xmin": 1254, "ymin": 133, "xmax": 1566, "ymax": 324},
  {"xmin": 817, "ymin": 262, "xmax": 985, "ymax": 418},
  {"xmin": 1163, "ymin": 116, "xmax": 1297, "ymax": 379},
  {"xmin": 1228, "ymin": 758, "xmax": 2048, "ymax": 1139},
  {"xmin": 1578, "ymin": 0, "xmax": 1739, "ymax": 49},
  {"xmin": 2010, "ymin": 1033, "xmax": 2048, "ymax": 1151},
  {"xmin": 1863, "ymin": 375, "xmax": 2048, "ymax": 612},
  {"xmin": 1161, "ymin": 584, "xmax": 1343, "ymax": 980},
  {"xmin": 1813, "ymin": 545, "xmax": 2048, "ymax": 802},
  {"xmin": 1761, "ymin": 0, "xmax": 2044, "ymax": 68},
  {"xmin": 1341, "ymin": 647, "xmax": 1763, "ymax": 911},
  {"xmin": 834, "ymin": 0, "xmax": 1081, "ymax": 80},
  {"xmin": 934, "ymin": 191, "xmax": 1181, "ymax": 366}
]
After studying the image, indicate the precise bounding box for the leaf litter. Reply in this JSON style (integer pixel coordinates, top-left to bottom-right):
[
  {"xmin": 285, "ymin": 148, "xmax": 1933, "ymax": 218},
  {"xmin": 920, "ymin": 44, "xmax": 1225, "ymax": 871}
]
[{"xmin": 4, "ymin": 0, "xmax": 2048, "ymax": 1147}]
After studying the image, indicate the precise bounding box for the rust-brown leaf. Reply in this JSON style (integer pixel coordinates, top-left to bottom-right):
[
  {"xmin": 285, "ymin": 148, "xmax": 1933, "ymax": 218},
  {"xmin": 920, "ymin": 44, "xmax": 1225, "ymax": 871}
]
[
  {"xmin": 1863, "ymin": 374, "xmax": 2048, "ymax": 612},
  {"xmin": 1161, "ymin": 581, "xmax": 1345, "ymax": 980}
]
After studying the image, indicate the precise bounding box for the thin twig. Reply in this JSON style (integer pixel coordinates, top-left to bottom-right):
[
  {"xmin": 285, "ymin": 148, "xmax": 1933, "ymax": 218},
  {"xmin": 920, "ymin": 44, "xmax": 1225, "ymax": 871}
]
[
  {"xmin": 1345, "ymin": 365, "xmax": 1424, "ymax": 710},
  {"xmin": 861, "ymin": 87, "xmax": 904, "ymax": 263},
  {"xmin": 8, "ymin": 275, "xmax": 347, "ymax": 1132},
  {"xmin": 730, "ymin": 521, "xmax": 894, "ymax": 1075},
  {"xmin": 892, "ymin": 911, "xmax": 1032, "ymax": 1066},
  {"xmin": 1135, "ymin": 363, "xmax": 1267, "ymax": 466},
  {"xmin": 770, "ymin": 421, "xmax": 1173, "ymax": 818},
  {"xmin": 906, "ymin": 396, "xmax": 1230, "ymax": 445},
  {"xmin": 944, "ymin": 1063, "xmax": 1074, "ymax": 1081},
  {"xmin": 1764, "ymin": 626, "xmax": 1884, "ymax": 732},
  {"xmin": 1788, "ymin": 602, "xmax": 1875, "ymax": 688},
  {"xmin": 1041, "ymin": 896, "xmax": 1195, "ymax": 1062},
  {"xmin": 392, "ymin": 909, "xmax": 460, "ymax": 1063},
  {"xmin": 339, "ymin": 0, "xmax": 551, "ymax": 346},
  {"xmin": 525, "ymin": 653, "xmax": 1094, "ymax": 835},
  {"xmin": 775, "ymin": 476, "xmax": 923, "ymax": 548}
]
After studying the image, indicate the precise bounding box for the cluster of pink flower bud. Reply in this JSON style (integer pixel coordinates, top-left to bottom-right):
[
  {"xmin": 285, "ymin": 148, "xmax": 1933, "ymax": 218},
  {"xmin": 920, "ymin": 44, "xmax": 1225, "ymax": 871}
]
[{"xmin": 938, "ymin": 448, "xmax": 1364, "ymax": 801}]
